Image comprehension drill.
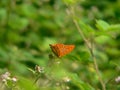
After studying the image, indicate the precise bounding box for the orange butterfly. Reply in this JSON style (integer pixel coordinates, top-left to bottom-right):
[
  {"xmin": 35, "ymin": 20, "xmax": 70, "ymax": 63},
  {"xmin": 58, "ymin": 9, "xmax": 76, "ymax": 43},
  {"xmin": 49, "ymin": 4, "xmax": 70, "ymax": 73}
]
[{"xmin": 49, "ymin": 43, "xmax": 75, "ymax": 57}]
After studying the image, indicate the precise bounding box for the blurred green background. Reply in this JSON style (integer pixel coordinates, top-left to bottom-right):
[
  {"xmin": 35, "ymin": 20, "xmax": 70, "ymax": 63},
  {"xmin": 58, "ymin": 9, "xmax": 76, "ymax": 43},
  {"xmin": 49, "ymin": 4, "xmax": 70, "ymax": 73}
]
[{"xmin": 0, "ymin": 0, "xmax": 120, "ymax": 90}]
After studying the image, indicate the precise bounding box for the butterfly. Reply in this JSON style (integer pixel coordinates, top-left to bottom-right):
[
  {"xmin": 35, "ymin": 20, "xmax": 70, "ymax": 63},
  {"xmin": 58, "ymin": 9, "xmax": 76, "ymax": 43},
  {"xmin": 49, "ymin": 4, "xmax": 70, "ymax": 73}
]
[{"xmin": 49, "ymin": 43, "xmax": 75, "ymax": 57}]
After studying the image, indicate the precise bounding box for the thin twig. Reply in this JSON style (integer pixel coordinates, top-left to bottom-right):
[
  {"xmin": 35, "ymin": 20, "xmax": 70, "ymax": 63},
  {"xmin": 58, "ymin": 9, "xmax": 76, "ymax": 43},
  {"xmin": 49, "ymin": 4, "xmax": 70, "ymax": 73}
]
[{"xmin": 67, "ymin": 6, "xmax": 106, "ymax": 90}]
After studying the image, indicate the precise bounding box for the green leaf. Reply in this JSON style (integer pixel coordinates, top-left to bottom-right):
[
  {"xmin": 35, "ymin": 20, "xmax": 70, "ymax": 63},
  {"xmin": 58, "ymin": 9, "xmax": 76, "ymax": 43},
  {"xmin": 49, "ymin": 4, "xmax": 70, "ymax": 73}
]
[
  {"xmin": 7, "ymin": 31, "xmax": 22, "ymax": 43},
  {"xmin": 107, "ymin": 24, "xmax": 120, "ymax": 32},
  {"xmin": 62, "ymin": 0, "xmax": 78, "ymax": 5},
  {"xmin": 96, "ymin": 20, "xmax": 110, "ymax": 31},
  {"xmin": 95, "ymin": 35, "xmax": 112, "ymax": 44},
  {"xmin": 16, "ymin": 4, "xmax": 37, "ymax": 18},
  {"xmin": 0, "ymin": 8, "xmax": 7, "ymax": 21},
  {"xmin": 0, "ymin": 48, "xmax": 8, "ymax": 61},
  {"xmin": 78, "ymin": 21, "xmax": 95, "ymax": 37},
  {"xmin": 18, "ymin": 77, "xmax": 39, "ymax": 90},
  {"xmin": 69, "ymin": 74, "xmax": 95, "ymax": 90},
  {"xmin": 8, "ymin": 14, "xmax": 29, "ymax": 30}
]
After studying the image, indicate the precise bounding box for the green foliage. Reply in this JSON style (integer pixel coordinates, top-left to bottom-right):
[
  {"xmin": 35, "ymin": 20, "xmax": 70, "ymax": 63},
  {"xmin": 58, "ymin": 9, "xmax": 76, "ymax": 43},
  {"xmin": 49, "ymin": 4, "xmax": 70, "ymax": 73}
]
[
  {"xmin": 18, "ymin": 77, "xmax": 39, "ymax": 90},
  {"xmin": 96, "ymin": 20, "xmax": 110, "ymax": 31},
  {"xmin": 0, "ymin": 0, "xmax": 120, "ymax": 90}
]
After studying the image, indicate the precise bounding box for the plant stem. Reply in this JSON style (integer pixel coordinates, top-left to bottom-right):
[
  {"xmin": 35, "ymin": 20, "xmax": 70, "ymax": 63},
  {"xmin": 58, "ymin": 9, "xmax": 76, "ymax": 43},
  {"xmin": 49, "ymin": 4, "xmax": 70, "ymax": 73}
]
[
  {"xmin": 68, "ymin": 6, "xmax": 106, "ymax": 90},
  {"xmin": 33, "ymin": 74, "xmax": 41, "ymax": 85}
]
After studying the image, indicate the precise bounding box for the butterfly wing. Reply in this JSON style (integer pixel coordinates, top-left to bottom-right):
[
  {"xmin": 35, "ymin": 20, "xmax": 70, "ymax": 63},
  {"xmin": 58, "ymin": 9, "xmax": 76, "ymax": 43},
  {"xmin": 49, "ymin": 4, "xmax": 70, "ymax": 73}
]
[
  {"xmin": 59, "ymin": 45, "xmax": 75, "ymax": 57},
  {"xmin": 50, "ymin": 44, "xmax": 75, "ymax": 57},
  {"xmin": 49, "ymin": 44, "xmax": 60, "ymax": 57}
]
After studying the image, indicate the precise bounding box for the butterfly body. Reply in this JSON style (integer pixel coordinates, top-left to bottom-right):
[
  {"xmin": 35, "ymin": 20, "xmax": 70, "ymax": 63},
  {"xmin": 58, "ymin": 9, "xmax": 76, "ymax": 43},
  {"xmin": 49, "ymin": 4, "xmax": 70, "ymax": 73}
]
[{"xmin": 49, "ymin": 44, "xmax": 75, "ymax": 57}]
